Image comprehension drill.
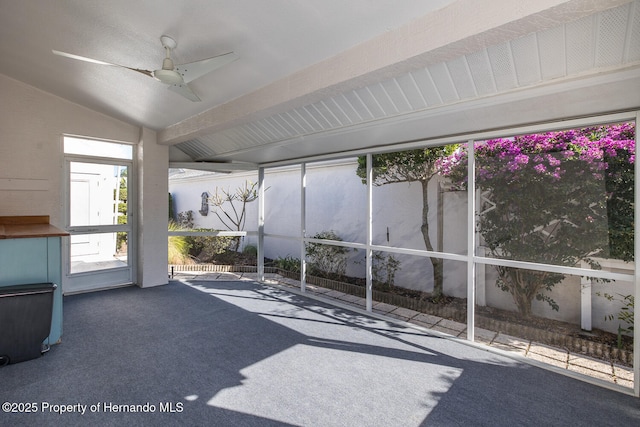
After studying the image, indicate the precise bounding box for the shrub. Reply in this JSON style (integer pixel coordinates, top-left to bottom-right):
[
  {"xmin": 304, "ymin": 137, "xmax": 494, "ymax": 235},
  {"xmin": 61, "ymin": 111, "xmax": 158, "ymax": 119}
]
[
  {"xmin": 187, "ymin": 230, "xmax": 233, "ymax": 262},
  {"xmin": 243, "ymin": 244, "xmax": 258, "ymax": 256},
  {"xmin": 306, "ymin": 231, "xmax": 351, "ymax": 279},
  {"xmin": 168, "ymin": 221, "xmax": 193, "ymax": 265},
  {"xmin": 597, "ymin": 292, "xmax": 634, "ymax": 348},
  {"xmin": 272, "ymin": 255, "xmax": 301, "ymax": 273},
  {"xmin": 372, "ymin": 252, "xmax": 401, "ymax": 291},
  {"xmin": 177, "ymin": 210, "xmax": 194, "ymax": 229}
]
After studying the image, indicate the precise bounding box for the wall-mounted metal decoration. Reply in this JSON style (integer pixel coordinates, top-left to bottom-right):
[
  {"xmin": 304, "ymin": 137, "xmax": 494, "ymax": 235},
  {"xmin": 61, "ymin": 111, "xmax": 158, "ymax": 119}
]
[{"xmin": 199, "ymin": 192, "xmax": 209, "ymax": 216}]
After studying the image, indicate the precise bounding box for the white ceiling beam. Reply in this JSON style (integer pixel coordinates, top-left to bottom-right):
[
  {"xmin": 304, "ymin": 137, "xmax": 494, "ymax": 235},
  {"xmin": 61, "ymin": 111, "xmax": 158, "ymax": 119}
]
[
  {"xmin": 168, "ymin": 161, "xmax": 257, "ymax": 173},
  {"xmin": 157, "ymin": 0, "xmax": 631, "ymax": 145}
]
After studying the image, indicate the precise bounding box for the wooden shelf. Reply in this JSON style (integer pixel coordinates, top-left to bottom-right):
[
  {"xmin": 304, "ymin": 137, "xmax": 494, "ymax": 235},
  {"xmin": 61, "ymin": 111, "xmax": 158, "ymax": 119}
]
[{"xmin": 0, "ymin": 216, "xmax": 69, "ymax": 239}]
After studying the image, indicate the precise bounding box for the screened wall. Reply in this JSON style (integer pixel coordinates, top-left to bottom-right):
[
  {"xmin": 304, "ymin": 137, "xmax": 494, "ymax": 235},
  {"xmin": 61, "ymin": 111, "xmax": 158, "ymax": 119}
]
[{"xmin": 258, "ymin": 112, "xmax": 639, "ymax": 395}]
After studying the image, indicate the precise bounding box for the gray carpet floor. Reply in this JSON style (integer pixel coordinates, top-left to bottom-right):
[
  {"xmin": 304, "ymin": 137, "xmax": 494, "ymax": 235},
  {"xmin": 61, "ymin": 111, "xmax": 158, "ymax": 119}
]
[{"xmin": 1, "ymin": 279, "xmax": 639, "ymax": 426}]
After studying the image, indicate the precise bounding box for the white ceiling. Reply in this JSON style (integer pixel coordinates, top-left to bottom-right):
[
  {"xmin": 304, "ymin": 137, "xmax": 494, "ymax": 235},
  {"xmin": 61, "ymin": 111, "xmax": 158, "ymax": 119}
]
[
  {"xmin": 1, "ymin": 0, "xmax": 639, "ymax": 168},
  {"xmin": 0, "ymin": 0, "xmax": 453, "ymax": 129}
]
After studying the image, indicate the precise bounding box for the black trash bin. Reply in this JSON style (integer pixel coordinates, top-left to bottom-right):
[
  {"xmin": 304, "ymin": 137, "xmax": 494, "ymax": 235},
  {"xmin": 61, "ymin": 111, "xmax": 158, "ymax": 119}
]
[{"xmin": 0, "ymin": 283, "xmax": 57, "ymax": 366}]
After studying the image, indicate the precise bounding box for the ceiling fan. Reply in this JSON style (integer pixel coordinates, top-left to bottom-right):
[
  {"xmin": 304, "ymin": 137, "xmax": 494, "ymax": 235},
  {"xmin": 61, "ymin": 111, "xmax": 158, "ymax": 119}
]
[{"xmin": 52, "ymin": 35, "xmax": 238, "ymax": 102}]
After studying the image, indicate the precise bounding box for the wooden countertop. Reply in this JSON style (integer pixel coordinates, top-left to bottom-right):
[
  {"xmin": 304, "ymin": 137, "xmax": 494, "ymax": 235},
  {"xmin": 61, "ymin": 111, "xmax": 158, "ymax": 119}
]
[{"xmin": 0, "ymin": 215, "xmax": 69, "ymax": 239}]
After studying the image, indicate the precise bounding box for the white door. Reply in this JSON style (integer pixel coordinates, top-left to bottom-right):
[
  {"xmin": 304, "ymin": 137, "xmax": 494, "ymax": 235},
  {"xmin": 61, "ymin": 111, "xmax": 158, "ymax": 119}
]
[
  {"xmin": 63, "ymin": 138, "xmax": 135, "ymax": 294},
  {"xmin": 69, "ymin": 176, "xmax": 100, "ymax": 256}
]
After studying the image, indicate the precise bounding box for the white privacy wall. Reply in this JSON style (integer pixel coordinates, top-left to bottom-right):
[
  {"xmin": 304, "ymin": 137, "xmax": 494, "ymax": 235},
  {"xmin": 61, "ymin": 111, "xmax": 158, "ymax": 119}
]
[
  {"xmin": 169, "ymin": 159, "xmax": 469, "ymax": 292},
  {"xmin": 370, "ymin": 176, "xmax": 468, "ymax": 298},
  {"xmin": 169, "ymin": 159, "xmax": 633, "ymax": 334},
  {"xmin": 169, "ymin": 169, "xmax": 260, "ymax": 251}
]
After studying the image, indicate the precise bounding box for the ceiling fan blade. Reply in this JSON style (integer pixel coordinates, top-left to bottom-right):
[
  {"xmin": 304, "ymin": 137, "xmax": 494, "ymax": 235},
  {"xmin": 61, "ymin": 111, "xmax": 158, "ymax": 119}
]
[
  {"xmin": 175, "ymin": 52, "xmax": 239, "ymax": 83},
  {"xmin": 51, "ymin": 50, "xmax": 154, "ymax": 78},
  {"xmin": 168, "ymin": 83, "xmax": 201, "ymax": 102}
]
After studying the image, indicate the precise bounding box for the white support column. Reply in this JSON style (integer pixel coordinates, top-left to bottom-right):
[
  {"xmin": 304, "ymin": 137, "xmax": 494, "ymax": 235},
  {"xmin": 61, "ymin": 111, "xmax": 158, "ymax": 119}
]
[
  {"xmin": 300, "ymin": 163, "xmax": 307, "ymax": 293},
  {"xmin": 634, "ymin": 111, "xmax": 639, "ymax": 398},
  {"xmin": 366, "ymin": 153, "xmax": 373, "ymax": 312},
  {"xmin": 257, "ymin": 167, "xmax": 265, "ymax": 282},
  {"xmin": 580, "ymin": 261, "xmax": 592, "ymax": 331},
  {"xmin": 467, "ymin": 140, "xmax": 476, "ymax": 342},
  {"xmin": 475, "ymin": 189, "xmax": 486, "ymax": 307},
  {"xmin": 137, "ymin": 127, "xmax": 169, "ymax": 288}
]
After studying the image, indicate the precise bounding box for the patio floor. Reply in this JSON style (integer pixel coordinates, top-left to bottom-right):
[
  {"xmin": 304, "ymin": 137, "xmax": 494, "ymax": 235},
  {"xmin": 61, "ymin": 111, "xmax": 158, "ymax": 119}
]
[
  {"xmin": 2, "ymin": 275, "xmax": 639, "ymax": 426},
  {"xmin": 174, "ymin": 270, "xmax": 635, "ymax": 390}
]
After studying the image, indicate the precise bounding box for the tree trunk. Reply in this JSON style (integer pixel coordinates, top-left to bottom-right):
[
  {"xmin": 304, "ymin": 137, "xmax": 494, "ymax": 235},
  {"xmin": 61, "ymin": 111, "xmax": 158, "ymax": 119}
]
[
  {"xmin": 512, "ymin": 289, "xmax": 533, "ymax": 318},
  {"xmin": 505, "ymin": 268, "xmax": 541, "ymax": 318},
  {"xmin": 232, "ymin": 236, "xmax": 241, "ymax": 252},
  {"xmin": 421, "ymin": 180, "xmax": 444, "ymax": 298}
]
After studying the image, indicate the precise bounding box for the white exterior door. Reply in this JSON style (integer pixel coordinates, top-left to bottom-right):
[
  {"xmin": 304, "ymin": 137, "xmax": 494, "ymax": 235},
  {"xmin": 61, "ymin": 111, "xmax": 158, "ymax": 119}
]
[
  {"xmin": 63, "ymin": 137, "xmax": 135, "ymax": 294},
  {"xmin": 69, "ymin": 175, "xmax": 100, "ymax": 257}
]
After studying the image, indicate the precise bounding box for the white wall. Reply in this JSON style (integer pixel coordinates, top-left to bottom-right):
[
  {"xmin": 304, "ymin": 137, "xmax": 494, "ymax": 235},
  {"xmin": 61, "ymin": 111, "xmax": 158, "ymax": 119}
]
[
  {"xmin": 170, "ymin": 157, "xmax": 635, "ymax": 334},
  {"xmin": 169, "ymin": 169, "xmax": 260, "ymax": 250},
  {"xmin": 370, "ymin": 175, "xmax": 468, "ymax": 297},
  {"xmin": 169, "ymin": 159, "xmax": 470, "ymax": 288},
  {"xmin": 0, "ymin": 74, "xmax": 139, "ymax": 227},
  {"xmin": 0, "ymin": 74, "xmax": 168, "ymax": 288}
]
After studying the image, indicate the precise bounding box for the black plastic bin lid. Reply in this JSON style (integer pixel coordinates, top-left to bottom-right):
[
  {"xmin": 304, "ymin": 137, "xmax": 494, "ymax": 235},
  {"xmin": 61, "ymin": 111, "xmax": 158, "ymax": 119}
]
[{"xmin": 0, "ymin": 283, "xmax": 57, "ymax": 297}]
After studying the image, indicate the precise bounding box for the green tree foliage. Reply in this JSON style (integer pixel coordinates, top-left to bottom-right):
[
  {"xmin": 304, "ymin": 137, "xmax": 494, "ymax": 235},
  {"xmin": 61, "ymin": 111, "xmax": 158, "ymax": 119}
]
[
  {"xmin": 356, "ymin": 145, "xmax": 459, "ymax": 299},
  {"xmin": 116, "ymin": 172, "xmax": 128, "ymax": 251},
  {"xmin": 168, "ymin": 193, "xmax": 175, "ymax": 221}
]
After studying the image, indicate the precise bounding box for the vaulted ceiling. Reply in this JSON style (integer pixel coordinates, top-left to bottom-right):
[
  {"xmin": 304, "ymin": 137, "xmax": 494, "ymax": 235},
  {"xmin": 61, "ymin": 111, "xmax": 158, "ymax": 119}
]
[{"xmin": 1, "ymin": 1, "xmax": 639, "ymax": 169}]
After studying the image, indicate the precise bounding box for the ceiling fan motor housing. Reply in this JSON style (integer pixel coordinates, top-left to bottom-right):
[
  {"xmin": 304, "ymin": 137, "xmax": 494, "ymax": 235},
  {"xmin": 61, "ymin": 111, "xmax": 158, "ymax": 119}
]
[
  {"xmin": 162, "ymin": 56, "xmax": 175, "ymax": 70},
  {"xmin": 154, "ymin": 36, "xmax": 183, "ymax": 84},
  {"xmin": 154, "ymin": 69, "xmax": 183, "ymax": 85}
]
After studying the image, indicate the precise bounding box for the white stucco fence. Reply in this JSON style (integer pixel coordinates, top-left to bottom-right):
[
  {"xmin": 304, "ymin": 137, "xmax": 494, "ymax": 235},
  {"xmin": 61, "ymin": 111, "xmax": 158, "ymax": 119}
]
[{"xmin": 169, "ymin": 159, "xmax": 634, "ymax": 335}]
